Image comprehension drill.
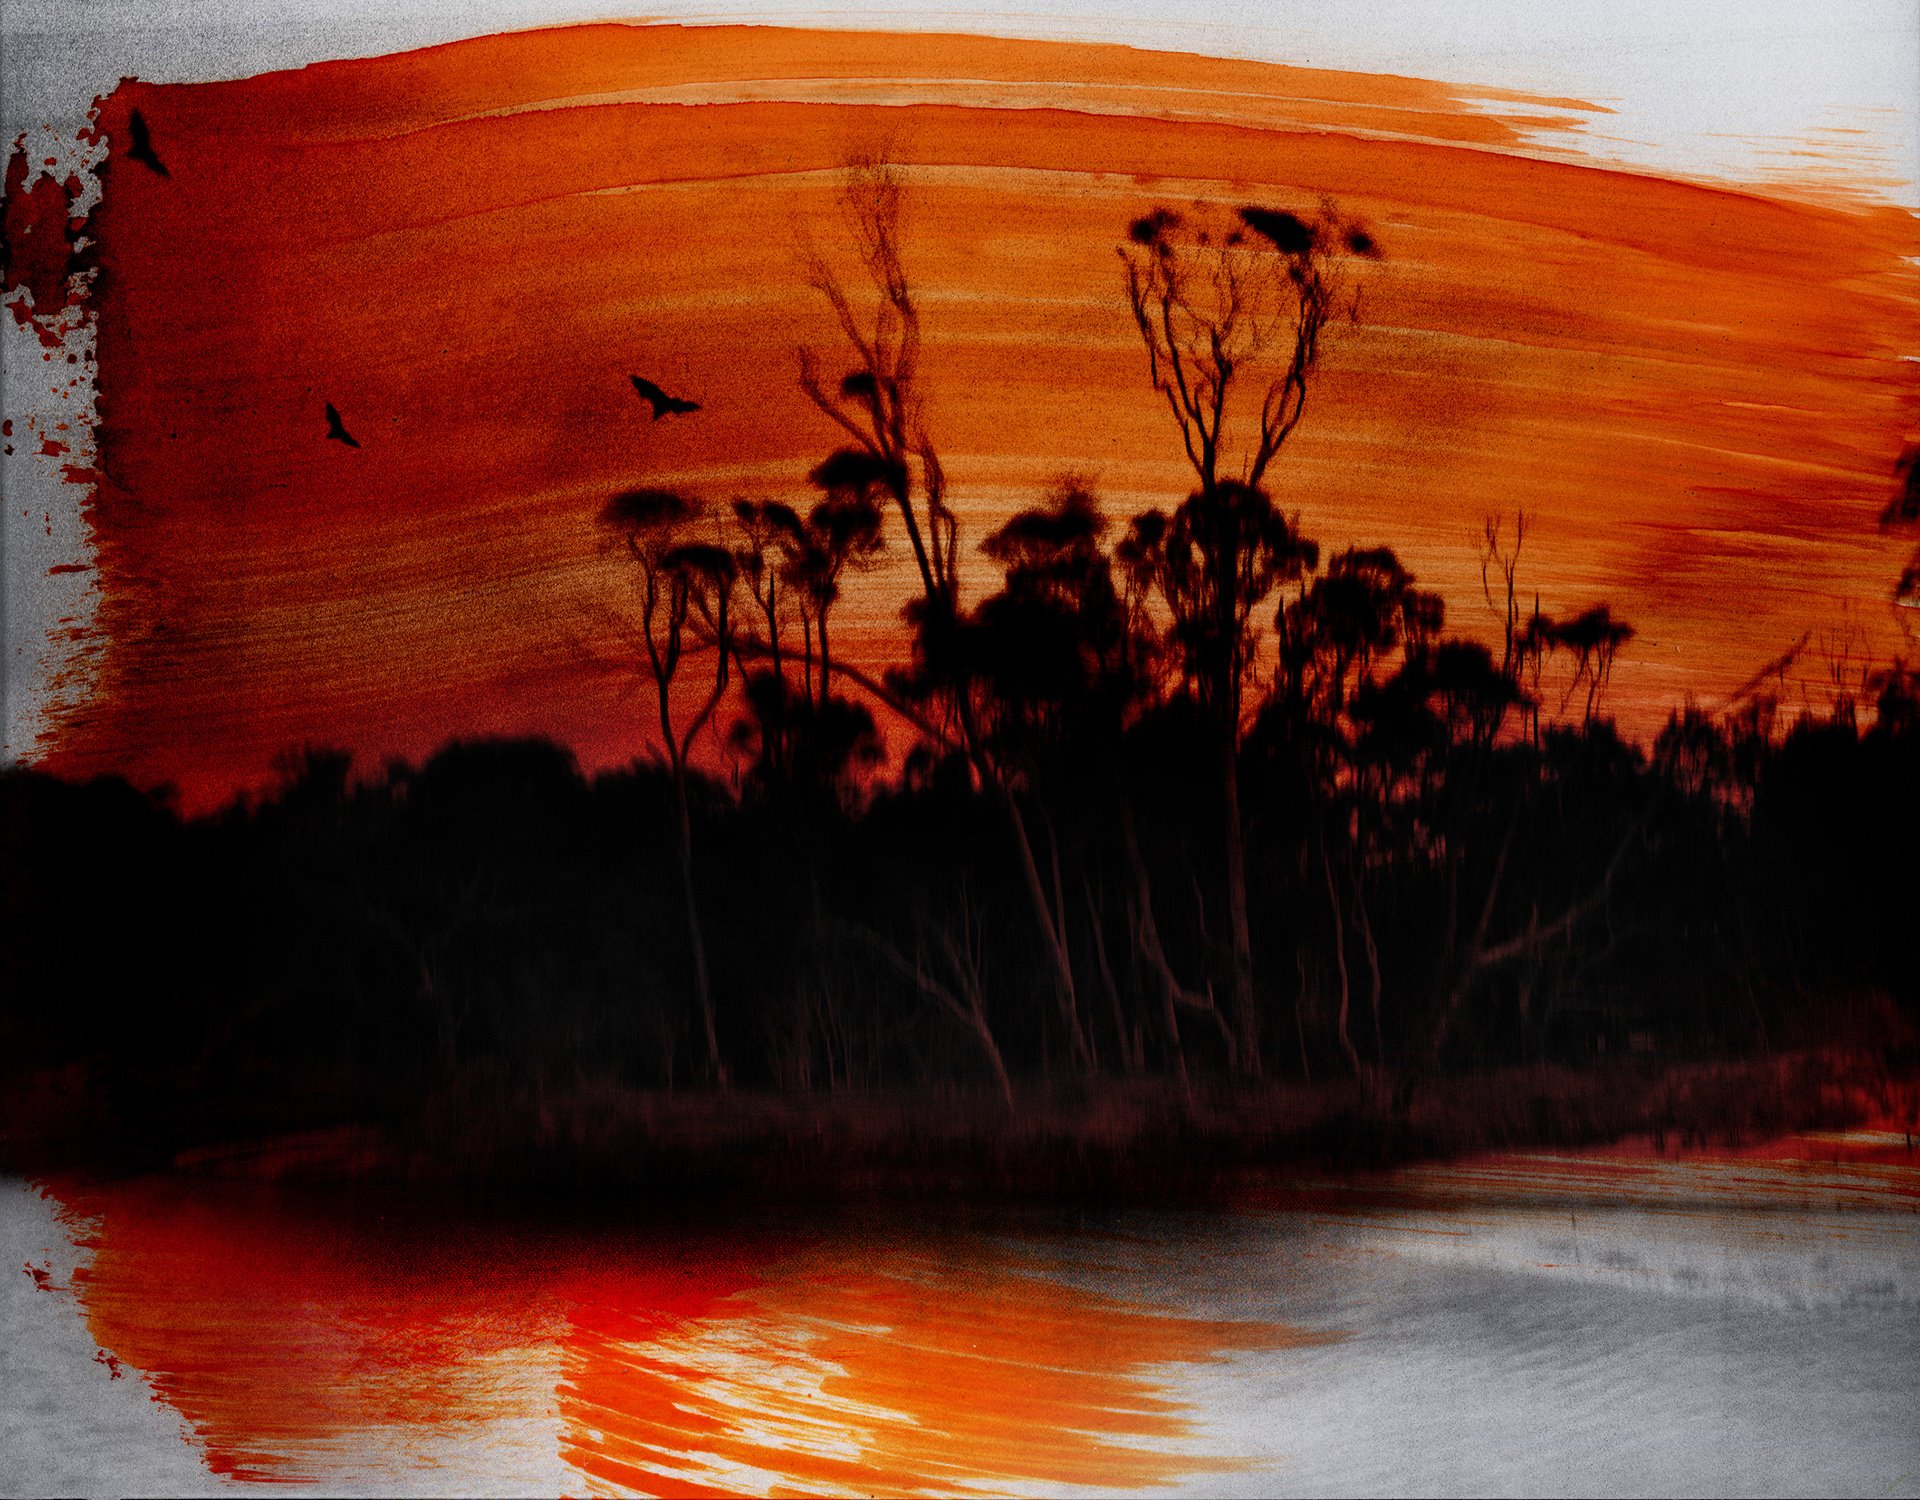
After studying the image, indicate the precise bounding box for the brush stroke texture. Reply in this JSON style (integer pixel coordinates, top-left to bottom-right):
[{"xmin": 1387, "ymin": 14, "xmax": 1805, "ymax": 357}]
[
  {"xmin": 20, "ymin": 23, "xmax": 1919, "ymax": 808},
  {"xmin": 42, "ymin": 1177, "xmax": 1301, "ymax": 1493}
]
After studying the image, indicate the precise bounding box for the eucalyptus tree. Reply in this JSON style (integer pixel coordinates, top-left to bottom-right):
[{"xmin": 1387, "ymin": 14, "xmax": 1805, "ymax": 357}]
[
  {"xmin": 600, "ymin": 488, "xmax": 738, "ymax": 1083},
  {"xmin": 1117, "ymin": 199, "xmax": 1379, "ymax": 1073},
  {"xmin": 797, "ymin": 158, "xmax": 1104, "ymax": 1072}
]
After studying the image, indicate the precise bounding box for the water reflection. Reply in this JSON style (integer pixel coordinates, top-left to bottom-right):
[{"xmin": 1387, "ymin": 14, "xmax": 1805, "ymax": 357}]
[
  {"xmin": 560, "ymin": 1239, "xmax": 1316, "ymax": 1496},
  {"xmin": 35, "ymin": 1179, "xmax": 1310, "ymax": 1495},
  {"xmin": 10, "ymin": 1136, "xmax": 1917, "ymax": 1496},
  {"xmin": 47, "ymin": 1180, "xmax": 582, "ymax": 1485}
]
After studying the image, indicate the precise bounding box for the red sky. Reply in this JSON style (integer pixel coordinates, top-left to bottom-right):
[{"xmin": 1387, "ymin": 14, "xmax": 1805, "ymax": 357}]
[{"xmin": 13, "ymin": 23, "xmax": 1918, "ymax": 809}]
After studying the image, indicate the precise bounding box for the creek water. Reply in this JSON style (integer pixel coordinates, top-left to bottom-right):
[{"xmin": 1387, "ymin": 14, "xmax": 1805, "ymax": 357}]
[{"xmin": 4, "ymin": 1136, "xmax": 1916, "ymax": 1497}]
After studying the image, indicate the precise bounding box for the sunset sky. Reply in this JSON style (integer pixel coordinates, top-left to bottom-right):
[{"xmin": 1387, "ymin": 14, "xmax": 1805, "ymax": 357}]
[{"xmin": 3, "ymin": 2, "xmax": 1916, "ymax": 807}]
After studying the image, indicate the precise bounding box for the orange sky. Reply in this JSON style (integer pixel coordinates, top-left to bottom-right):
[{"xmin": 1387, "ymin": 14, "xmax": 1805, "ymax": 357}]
[{"xmin": 20, "ymin": 23, "xmax": 1919, "ymax": 808}]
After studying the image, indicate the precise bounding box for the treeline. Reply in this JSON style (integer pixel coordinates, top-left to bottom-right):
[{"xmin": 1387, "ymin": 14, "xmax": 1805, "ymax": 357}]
[
  {"xmin": 2, "ymin": 543, "xmax": 1913, "ymax": 1133},
  {"xmin": 3, "ymin": 175, "xmax": 1915, "ymax": 1156}
]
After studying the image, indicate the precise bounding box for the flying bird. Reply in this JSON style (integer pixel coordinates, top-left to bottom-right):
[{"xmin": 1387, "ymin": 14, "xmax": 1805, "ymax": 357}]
[
  {"xmin": 324, "ymin": 402, "xmax": 360, "ymax": 448},
  {"xmin": 126, "ymin": 109, "xmax": 170, "ymax": 178},
  {"xmin": 629, "ymin": 375, "xmax": 702, "ymax": 419}
]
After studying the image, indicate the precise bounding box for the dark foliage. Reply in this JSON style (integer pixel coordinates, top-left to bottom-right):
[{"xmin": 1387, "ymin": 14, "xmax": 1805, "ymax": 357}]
[
  {"xmin": 5, "ymin": 592, "xmax": 1912, "ymax": 1167},
  {"xmin": 4, "ymin": 195, "xmax": 1913, "ymax": 1172}
]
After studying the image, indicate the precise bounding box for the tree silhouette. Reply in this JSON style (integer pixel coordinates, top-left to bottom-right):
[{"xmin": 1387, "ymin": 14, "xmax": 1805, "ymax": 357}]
[
  {"xmin": 600, "ymin": 487, "xmax": 738, "ymax": 1083},
  {"xmin": 1271, "ymin": 547, "xmax": 1445, "ymax": 1079},
  {"xmin": 1552, "ymin": 604, "xmax": 1636, "ymax": 726},
  {"xmin": 727, "ymin": 477, "xmax": 889, "ymax": 799},
  {"xmin": 1118, "ymin": 199, "xmax": 1377, "ymax": 1074},
  {"xmin": 799, "ymin": 449, "xmax": 889, "ymax": 704},
  {"xmin": 798, "ymin": 157, "xmax": 956, "ymax": 612},
  {"xmin": 972, "ymin": 476, "xmax": 1137, "ymax": 765},
  {"xmin": 1275, "ymin": 545, "xmax": 1444, "ymax": 747},
  {"xmin": 800, "ymin": 160, "xmax": 1101, "ymax": 1072},
  {"xmin": 1887, "ymin": 442, "xmax": 1919, "ymax": 613},
  {"xmin": 728, "ymin": 497, "xmax": 807, "ymax": 782},
  {"xmin": 1478, "ymin": 513, "xmax": 1557, "ymax": 746},
  {"xmin": 8, "ymin": 137, "xmax": 1920, "ymax": 1188}
]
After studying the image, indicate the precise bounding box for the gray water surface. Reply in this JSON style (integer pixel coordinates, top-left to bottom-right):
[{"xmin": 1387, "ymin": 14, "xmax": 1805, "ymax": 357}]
[{"xmin": 4, "ymin": 1141, "xmax": 1915, "ymax": 1497}]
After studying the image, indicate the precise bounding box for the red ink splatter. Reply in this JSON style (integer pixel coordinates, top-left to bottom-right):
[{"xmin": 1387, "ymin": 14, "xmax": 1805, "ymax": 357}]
[{"xmin": 1, "ymin": 141, "xmax": 90, "ymax": 347}]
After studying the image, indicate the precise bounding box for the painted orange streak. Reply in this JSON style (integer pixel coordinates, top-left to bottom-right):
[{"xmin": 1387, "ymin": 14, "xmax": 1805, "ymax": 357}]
[
  {"xmin": 49, "ymin": 1176, "xmax": 780, "ymax": 1484},
  {"xmin": 558, "ymin": 1242, "xmax": 1323, "ymax": 1496},
  {"xmin": 123, "ymin": 23, "xmax": 1599, "ymax": 148},
  {"xmin": 29, "ymin": 24, "xmax": 1919, "ymax": 807},
  {"xmin": 44, "ymin": 1177, "xmax": 1315, "ymax": 1493}
]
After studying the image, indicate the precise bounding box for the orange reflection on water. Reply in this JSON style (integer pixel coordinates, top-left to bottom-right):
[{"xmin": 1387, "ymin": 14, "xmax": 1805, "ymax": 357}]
[
  {"xmin": 47, "ymin": 1176, "xmax": 775, "ymax": 1485},
  {"xmin": 562, "ymin": 1240, "xmax": 1324, "ymax": 1496},
  {"xmin": 44, "ymin": 1178, "xmax": 1311, "ymax": 1493}
]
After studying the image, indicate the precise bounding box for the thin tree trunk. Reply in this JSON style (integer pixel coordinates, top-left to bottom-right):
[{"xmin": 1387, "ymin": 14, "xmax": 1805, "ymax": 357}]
[
  {"xmin": 1352, "ymin": 857, "xmax": 1385, "ymax": 1067},
  {"xmin": 817, "ymin": 608, "xmax": 832, "ymax": 705},
  {"xmin": 1084, "ymin": 876, "xmax": 1140, "ymax": 1077},
  {"xmin": 1119, "ymin": 799, "xmax": 1228, "ymax": 1083},
  {"xmin": 996, "ymin": 781, "xmax": 1092, "ymax": 1073},
  {"xmin": 1222, "ymin": 736, "xmax": 1261, "ymax": 1075},
  {"xmin": 1043, "ymin": 809, "xmax": 1097, "ymax": 1071},
  {"xmin": 672, "ymin": 763, "xmax": 726, "ymax": 1086},
  {"xmin": 939, "ymin": 925, "xmax": 1017, "ymax": 1113},
  {"xmin": 834, "ymin": 917, "xmax": 1014, "ymax": 1111},
  {"xmin": 1320, "ymin": 833, "xmax": 1363, "ymax": 1081},
  {"xmin": 1429, "ymin": 797, "xmax": 1649, "ymax": 1063}
]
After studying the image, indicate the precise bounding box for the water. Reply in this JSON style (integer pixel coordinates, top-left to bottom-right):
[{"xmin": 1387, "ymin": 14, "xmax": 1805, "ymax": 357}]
[{"xmin": 4, "ymin": 1138, "xmax": 1916, "ymax": 1497}]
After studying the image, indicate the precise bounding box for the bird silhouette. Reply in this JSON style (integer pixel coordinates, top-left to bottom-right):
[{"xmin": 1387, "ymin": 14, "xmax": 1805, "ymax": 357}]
[
  {"xmin": 127, "ymin": 110, "xmax": 170, "ymax": 178},
  {"xmin": 324, "ymin": 402, "xmax": 360, "ymax": 448},
  {"xmin": 629, "ymin": 375, "xmax": 702, "ymax": 419}
]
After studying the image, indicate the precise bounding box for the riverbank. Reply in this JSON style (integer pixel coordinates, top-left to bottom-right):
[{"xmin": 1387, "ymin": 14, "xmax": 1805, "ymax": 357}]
[{"xmin": 6, "ymin": 1047, "xmax": 1914, "ymax": 1204}]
